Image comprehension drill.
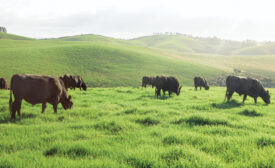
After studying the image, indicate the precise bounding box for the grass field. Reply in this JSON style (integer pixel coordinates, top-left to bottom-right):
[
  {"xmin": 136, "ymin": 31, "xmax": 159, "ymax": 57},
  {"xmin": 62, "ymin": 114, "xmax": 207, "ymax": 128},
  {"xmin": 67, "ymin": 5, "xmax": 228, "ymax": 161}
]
[{"xmin": 1, "ymin": 87, "xmax": 275, "ymax": 168}]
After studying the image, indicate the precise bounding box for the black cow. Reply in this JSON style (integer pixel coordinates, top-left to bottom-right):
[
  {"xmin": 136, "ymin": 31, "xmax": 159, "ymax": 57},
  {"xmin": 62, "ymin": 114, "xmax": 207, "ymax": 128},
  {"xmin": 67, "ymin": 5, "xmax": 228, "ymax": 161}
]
[
  {"xmin": 194, "ymin": 77, "xmax": 209, "ymax": 90},
  {"xmin": 154, "ymin": 76, "xmax": 181, "ymax": 97},
  {"xmin": 225, "ymin": 75, "xmax": 270, "ymax": 104}
]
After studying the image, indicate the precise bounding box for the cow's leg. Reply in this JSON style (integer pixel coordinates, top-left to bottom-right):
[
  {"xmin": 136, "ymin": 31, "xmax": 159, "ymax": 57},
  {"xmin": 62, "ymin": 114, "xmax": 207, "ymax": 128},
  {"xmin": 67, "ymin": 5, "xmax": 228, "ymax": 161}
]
[
  {"xmin": 16, "ymin": 99, "xmax": 22, "ymax": 116},
  {"xmin": 53, "ymin": 104, "xmax": 58, "ymax": 113},
  {"xmin": 254, "ymin": 97, "xmax": 257, "ymax": 104},
  {"xmin": 200, "ymin": 86, "xmax": 201, "ymax": 90},
  {"xmin": 41, "ymin": 103, "xmax": 47, "ymax": 113},
  {"xmin": 11, "ymin": 100, "xmax": 17, "ymax": 119},
  {"xmin": 169, "ymin": 90, "xmax": 172, "ymax": 96},
  {"xmin": 242, "ymin": 95, "xmax": 247, "ymax": 103},
  {"xmin": 156, "ymin": 89, "xmax": 161, "ymax": 97},
  {"xmin": 227, "ymin": 91, "xmax": 234, "ymax": 102},
  {"xmin": 163, "ymin": 90, "xmax": 166, "ymax": 95}
]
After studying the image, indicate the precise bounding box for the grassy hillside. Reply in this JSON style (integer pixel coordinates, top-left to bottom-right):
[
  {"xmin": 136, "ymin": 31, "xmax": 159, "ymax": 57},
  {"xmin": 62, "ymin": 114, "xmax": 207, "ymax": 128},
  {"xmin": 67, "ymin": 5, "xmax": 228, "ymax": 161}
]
[
  {"xmin": 1, "ymin": 87, "xmax": 275, "ymax": 167},
  {"xmin": 130, "ymin": 34, "xmax": 214, "ymax": 53},
  {"xmin": 0, "ymin": 37, "xmax": 222, "ymax": 87},
  {"xmin": 130, "ymin": 34, "xmax": 259, "ymax": 55},
  {"xmin": 233, "ymin": 43, "xmax": 275, "ymax": 55},
  {"xmin": 0, "ymin": 32, "xmax": 33, "ymax": 40}
]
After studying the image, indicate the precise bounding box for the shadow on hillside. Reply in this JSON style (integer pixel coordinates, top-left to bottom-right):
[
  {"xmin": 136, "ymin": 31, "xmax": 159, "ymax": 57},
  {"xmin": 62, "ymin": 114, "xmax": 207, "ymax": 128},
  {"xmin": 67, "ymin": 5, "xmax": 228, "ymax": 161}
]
[
  {"xmin": 211, "ymin": 100, "xmax": 242, "ymax": 109},
  {"xmin": 0, "ymin": 113, "xmax": 36, "ymax": 124}
]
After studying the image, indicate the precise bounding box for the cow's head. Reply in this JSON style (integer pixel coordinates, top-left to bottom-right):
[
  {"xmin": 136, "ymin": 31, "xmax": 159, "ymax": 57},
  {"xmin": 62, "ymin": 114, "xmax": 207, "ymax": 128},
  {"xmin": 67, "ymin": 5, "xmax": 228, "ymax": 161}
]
[
  {"xmin": 61, "ymin": 95, "xmax": 73, "ymax": 109},
  {"xmin": 82, "ymin": 82, "xmax": 87, "ymax": 91},
  {"xmin": 177, "ymin": 86, "xmax": 182, "ymax": 96},
  {"xmin": 204, "ymin": 80, "xmax": 209, "ymax": 90},
  {"xmin": 262, "ymin": 90, "xmax": 270, "ymax": 104}
]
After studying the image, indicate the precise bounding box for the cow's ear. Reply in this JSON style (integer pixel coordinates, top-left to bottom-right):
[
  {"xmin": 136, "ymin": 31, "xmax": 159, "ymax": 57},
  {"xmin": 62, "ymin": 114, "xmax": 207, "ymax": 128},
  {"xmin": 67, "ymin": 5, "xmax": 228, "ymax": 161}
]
[
  {"xmin": 267, "ymin": 90, "xmax": 270, "ymax": 94},
  {"xmin": 68, "ymin": 95, "xmax": 72, "ymax": 100}
]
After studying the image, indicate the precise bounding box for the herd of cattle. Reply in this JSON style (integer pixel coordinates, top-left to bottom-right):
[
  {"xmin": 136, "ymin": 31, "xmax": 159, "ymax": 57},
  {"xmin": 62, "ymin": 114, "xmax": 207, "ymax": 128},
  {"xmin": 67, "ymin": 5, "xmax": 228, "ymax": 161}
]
[
  {"xmin": 142, "ymin": 75, "xmax": 270, "ymax": 103},
  {"xmin": 0, "ymin": 74, "xmax": 271, "ymax": 119}
]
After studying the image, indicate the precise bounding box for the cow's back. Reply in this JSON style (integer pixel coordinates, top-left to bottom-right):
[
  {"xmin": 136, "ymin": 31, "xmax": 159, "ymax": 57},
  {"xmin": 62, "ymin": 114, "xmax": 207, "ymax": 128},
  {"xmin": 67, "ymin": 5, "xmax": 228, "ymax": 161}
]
[
  {"xmin": 11, "ymin": 74, "xmax": 62, "ymax": 104},
  {"xmin": 167, "ymin": 77, "xmax": 179, "ymax": 91},
  {"xmin": 194, "ymin": 77, "xmax": 203, "ymax": 85}
]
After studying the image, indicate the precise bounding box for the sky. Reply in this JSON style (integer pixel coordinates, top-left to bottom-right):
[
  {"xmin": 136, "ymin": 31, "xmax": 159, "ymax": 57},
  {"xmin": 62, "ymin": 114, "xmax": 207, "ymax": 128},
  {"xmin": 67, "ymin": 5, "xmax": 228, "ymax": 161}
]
[{"xmin": 1, "ymin": 0, "xmax": 275, "ymax": 41}]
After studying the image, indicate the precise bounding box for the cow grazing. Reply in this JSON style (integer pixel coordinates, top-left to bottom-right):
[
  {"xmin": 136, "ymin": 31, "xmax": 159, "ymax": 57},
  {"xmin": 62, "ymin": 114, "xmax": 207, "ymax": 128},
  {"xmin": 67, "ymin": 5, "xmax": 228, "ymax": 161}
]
[
  {"xmin": 9, "ymin": 74, "xmax": 73, "ymax": 119},
  {"xmin": 154, "ymin": 76, "xmax": 182, "ymax": 97},
  {"xmin": 142, "ymin": 76, "xmax": 155, "ymax": 88},
  {"xmin": 225, "ymin": 75, "xmax": 270, "ymax": 104},
  {"xmin": 71, "ymin": 75, "xmax": 87, "ymax": 91},
  {"xmin": 0, "ymin": 78, "xmax": 8, "ymax": 89},
  {"xmin": 194, "ymin": 77, "xmax": 209, "ymax": 90},
  {"xmin": 59, "ymin": 75, "xmax": 87, "ymax": 91}
]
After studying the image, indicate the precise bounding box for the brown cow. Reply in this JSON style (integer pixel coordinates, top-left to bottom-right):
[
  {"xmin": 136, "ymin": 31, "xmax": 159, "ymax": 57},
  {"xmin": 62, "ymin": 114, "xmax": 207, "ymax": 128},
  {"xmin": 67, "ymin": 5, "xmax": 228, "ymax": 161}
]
[
  {"xmin": 9, "ymin": 74, "xmax": 73, "ymax": 119},
  {"xmin": 225, "ymin": 75, "xmax": 270, "ymax": 104},
  {"xmin": 0, "ymin": 78, "xmax": 8, "ymax": 89},
  {"xmin": 194, "ymin": 77, "xmax": 209, "ymax": 90}
]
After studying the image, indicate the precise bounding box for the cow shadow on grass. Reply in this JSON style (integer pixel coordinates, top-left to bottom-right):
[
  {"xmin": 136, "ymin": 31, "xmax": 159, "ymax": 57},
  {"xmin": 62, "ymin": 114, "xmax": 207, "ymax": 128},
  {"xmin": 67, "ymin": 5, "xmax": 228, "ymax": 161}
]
[
  {"xmin": 0, "ymin": 113, "xmax": 37, "ymax": 124},
  {"xmin": 136, "ymin": 95, "xmax": 170, "ymax": 100},
  {"xmin": 211, "ymin": 100, "xmax": 243, "ymax": 109}
]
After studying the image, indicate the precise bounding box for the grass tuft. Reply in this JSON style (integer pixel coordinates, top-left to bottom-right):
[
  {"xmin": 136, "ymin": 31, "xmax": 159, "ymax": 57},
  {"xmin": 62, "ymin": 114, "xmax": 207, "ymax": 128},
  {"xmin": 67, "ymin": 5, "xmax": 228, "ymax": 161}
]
[
  {"xmin": 161, "ymin": 148, "xmax": 184, "ymax": 162},
  {"xmin": 136, "ymin": 117, "xmax": 160, "ymax": 126},
  {"xmin": 126, "ymin": 156, "xmax": 154, "ymax": 168},
  {"xmin": 65, "ymin": 145, "xmax": 91, "ymax": 158},
  {"xmin": 257, "ymin": 137, "xmax": 275, "ymax": 148},
  {"xmin": 184, "ymin": 116, "xmax": 228, "ymax": 126},
  {"xmin": 239, "ymin": 109, "xmax": 263, "ymax": 117},
  {"xmin": 124, "ymin": 108, "xmax": 137, "ymax": 114},
  {"xmin": 94, "ymin": 121, "xmax": 123, "ymax": 134},
  {"xmin": 44, "ymin": 146, "xmax": 60, "ymax": 156},
  {"xmin": 162, "ymin": 136, "xmax": 183, "ymax": 145}
]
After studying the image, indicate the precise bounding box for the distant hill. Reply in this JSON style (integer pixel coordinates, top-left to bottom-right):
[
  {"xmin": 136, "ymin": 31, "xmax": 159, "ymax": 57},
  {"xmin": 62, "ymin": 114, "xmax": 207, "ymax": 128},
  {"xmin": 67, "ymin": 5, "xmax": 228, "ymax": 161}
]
[
  {"xmin": 0, "ymin": 32, "xmax": 33, "ymax": 40},
  {"xmin": 130, "ymin": 34, "xmax": 261, "ymax": 55}
]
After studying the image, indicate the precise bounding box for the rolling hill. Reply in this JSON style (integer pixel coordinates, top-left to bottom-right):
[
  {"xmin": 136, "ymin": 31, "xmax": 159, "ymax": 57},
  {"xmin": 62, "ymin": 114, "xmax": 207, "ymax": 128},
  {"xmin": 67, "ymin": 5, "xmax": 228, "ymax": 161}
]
[
  {"xmin": 0, "ymin": 33, "xmax": 222, "ymax": 87},
  {"xmin": 130, "ymin": 34, "xmax": 272, "ymax": 55},
  {"xmin": 0, "ymin": 32, "xmax": 33, "ymax": 40},
  {"xmin": 1, "ymin": 32, "xmax": 275, "ymax": 87}
]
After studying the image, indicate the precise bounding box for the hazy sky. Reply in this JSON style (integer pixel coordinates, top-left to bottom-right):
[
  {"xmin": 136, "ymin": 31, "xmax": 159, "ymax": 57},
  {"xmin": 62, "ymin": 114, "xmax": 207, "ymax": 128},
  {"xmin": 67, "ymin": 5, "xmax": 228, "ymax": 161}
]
[{"xmin": 1, "ymin": 0, "xmax": 275, "ymax": 41}]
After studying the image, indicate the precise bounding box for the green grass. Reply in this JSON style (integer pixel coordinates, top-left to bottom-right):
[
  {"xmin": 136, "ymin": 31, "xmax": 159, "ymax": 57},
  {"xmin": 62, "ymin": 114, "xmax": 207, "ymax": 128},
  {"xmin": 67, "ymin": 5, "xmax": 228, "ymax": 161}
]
[
  {"xmin": 0, "ymin": 87, "xmax": 275, "ymax": 167},
  {"xmin": 0, "ymin": 37, "xmax": 222, "ymax": 87}
]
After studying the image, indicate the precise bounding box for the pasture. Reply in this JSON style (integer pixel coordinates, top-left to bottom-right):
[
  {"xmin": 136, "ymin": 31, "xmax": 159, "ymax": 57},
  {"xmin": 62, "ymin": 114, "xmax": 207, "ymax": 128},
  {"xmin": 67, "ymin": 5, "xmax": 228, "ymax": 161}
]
[{"xmin": 0, "ymin": 87, "xmax": 275, "ymax": 167}]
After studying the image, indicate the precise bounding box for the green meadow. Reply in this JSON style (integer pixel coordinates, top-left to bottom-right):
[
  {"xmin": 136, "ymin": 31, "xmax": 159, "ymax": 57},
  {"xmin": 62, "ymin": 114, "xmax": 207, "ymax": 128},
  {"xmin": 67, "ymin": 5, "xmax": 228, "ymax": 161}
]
[
  {"xmin": 0, "ymin": 87, "xmax": 275, "ymax": 168},
  {"xmin": 1, "ymin": 32, "xmax": 275, "ymax": 167}
]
